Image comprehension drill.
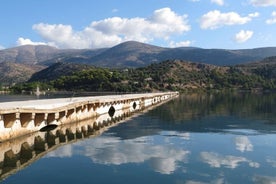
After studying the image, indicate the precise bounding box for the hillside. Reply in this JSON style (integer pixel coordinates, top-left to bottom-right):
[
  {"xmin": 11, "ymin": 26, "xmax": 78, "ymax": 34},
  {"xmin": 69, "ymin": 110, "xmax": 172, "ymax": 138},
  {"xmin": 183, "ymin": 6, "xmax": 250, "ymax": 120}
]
[
  {"xmin": 16, "ymin": 58, "xmax": 276, "ymax": 93},
  {"xmin": 238, "ymin": 56, "xmax": 276, "ymax": 79},
  {"xmin": 0, "ymin": 62, "xmax": 44, "ymax": 84},
  {"xmin": 0, "ymin": 45, "xmax": 59, "ymax": 64},
  {"xmin": 29, "ymin": 62, "xmax": 94, "ymax": 82}
]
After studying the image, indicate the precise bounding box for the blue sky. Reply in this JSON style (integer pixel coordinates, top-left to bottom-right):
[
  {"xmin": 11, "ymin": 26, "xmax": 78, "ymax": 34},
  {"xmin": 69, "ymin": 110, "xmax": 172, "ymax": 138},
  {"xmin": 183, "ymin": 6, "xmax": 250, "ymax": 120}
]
[{"xmin": 0, "ymin": 0, "xmax": 276, "ymax": 49}]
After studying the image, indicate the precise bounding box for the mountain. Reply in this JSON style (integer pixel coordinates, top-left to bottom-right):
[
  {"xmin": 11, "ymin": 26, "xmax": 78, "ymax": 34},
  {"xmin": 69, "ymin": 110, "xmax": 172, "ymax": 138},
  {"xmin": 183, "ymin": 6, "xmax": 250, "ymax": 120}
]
[
  {"xmin": 0, "ymin": 45, "xmax": 59, "ymax": 64},
  {"xmin": 237, "ymin": 56, "xmax": 276, "ymax": 79},
  {"xmin": 0, "ymin": 45, "xmax": 106, "ymax": 65},
  {"xmin": 159, "ymin": 48, "xmax": 257, "ymax": 66},
  {"xmin": 1, "ymin": 41, "xmax": 276, "ymax": 85},
  {"xmin": 60, "ymin": 41, "xmax": 276, "ymax": 67},
  {"xmin": 84, "ymin": 41, "xmax": 166, "ymax": 67},
  {"xmin": 1, "ymin": 41, "xmax": 276, "ymax": 67},
  {"xmin": 239, "ymin": 56, "xmax": 276, "ymax": 66},
  {"xmin": 0, "ymin": 62, "xmax": 45, "ymax": 84}
]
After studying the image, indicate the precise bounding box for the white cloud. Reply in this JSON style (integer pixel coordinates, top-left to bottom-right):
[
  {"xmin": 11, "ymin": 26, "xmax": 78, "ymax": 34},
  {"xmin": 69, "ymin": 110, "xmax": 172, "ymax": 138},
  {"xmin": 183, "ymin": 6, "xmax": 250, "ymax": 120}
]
[
  {"xmin": 250, "ymin": 0, "xmax": 276, "ymax": 6},
  {"xmin": 211, "ymin": 0, "xmax": 224, "ymax": 6},
  {"xmin": 169, "ymin": 40, "xmax": 192, "ymax": 47},
  {"xmin": 200, "ymin": 152, "xmax": 260, "ymax": 169},
  {"xmin": 234, "ymin": 30, "xmax": 254, "ymax": 43},
  {"xmin": 0, "ymin": 45, "xmax": 4, "ymax": 50},
  {"xmin": 248, "ymin": 12, "xmax": 260, "ymax": 18},
  {"xmin": 30, "ymin": 7, "xmax": 190, "ymax": 49},
  {"xmin": 32, "ymin": 23, "xmax": 95, "ymax": 49},
  {"xmin": 235, "ymin": 136, "xmax": 253, "ymax": 152},
  {"xmin": 266, "ymin": 11, "xmax": 276, "ymax": 24},
  {"xmin": 16, "ymin": 37, "xmax": 48, "ymax": 46},
  {"xmin": 200, "ymin": 10, "xmax": 259, "ymax": 29}
]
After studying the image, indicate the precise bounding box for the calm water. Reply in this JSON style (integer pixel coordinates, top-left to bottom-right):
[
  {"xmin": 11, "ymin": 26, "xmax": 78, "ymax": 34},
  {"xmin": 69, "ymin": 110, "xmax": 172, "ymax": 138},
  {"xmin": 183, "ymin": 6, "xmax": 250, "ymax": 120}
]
[{"xmin": 1, "ymin": 92, "xmax": 276, "ymax": 184}]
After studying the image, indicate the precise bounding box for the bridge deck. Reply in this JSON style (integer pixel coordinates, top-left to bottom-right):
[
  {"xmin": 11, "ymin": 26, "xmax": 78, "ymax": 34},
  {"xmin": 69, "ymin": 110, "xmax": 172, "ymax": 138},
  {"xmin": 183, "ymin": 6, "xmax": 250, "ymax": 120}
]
[{"xmin": 0, "ymin": 92, "xmax": 177, "ymax": 113}]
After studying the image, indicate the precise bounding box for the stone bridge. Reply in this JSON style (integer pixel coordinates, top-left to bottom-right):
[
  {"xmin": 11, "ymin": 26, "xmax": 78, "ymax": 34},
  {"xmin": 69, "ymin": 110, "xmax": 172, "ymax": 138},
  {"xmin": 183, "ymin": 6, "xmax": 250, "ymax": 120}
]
[
  {"xmin": 0, "ymin": 92, "xmax": 178, "ymax": 142},
  {"xmin": 0, "ymin": 107, "xmax": 135, "ymax": 180}
]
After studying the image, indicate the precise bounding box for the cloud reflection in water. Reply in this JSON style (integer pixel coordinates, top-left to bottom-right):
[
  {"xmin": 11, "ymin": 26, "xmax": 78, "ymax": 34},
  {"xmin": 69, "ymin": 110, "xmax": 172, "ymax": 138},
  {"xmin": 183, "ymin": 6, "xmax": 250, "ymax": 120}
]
[
  {"xmin": 266, "ymin": 157, "xmax": 276, "ymax": 168},
  {"xmin": 48, "ymin": 133, "xmax": 190, "ymax": 174},
  {"xmin": 235, "ymin": 136, "xmax": 253, "ymax": 152},
  {"xmin": 253, "ymin": 175, "xmax": 276, "ymax": 184},
  {"xmin": 200, "ymin": 151, "xmax": 260, "ymax": 169}
]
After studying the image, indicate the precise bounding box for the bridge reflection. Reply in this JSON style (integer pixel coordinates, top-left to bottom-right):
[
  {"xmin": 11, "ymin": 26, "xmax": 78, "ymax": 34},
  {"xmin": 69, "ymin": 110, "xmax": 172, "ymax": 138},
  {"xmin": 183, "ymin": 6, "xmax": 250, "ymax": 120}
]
[{"xmin": 0, "ymin": 108, "xmax": 132, "ymax": 181}]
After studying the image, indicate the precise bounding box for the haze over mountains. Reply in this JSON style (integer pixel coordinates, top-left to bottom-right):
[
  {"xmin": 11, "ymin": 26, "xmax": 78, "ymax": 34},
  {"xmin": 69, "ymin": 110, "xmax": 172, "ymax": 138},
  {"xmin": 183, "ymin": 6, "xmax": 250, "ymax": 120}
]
[{"xmin": 0, "ymin": 41, "xmax": 276, "ymax": 84}]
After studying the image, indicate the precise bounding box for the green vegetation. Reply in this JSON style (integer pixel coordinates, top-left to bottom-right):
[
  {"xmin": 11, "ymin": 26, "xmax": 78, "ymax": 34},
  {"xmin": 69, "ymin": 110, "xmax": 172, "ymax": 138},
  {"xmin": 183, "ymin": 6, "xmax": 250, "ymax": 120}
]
[{"xmin": 10, "ymin": 59, "xmax": 276, "ymax": 94}]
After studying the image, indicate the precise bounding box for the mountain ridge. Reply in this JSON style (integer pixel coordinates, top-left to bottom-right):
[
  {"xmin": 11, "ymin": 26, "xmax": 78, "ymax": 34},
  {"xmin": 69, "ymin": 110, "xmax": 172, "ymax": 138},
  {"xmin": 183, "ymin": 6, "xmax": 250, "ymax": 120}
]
[
  {"xmin": 1, "ymin": 41, "xmax": 276, "ymax": 67},
  {"xmin": 1, "ymin": 41, "xmax": 276, "ymax": 85}
]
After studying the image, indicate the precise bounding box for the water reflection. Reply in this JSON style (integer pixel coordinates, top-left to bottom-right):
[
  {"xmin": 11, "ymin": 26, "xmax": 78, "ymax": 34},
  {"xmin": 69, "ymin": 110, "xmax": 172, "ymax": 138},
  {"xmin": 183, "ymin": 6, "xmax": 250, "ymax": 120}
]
[
  {"xmin": 137, "ymin": 92, "xmax": 276, "ymax": 135},
  {"xmin": 253, "ymin": 175, "xmax": 276, "ymax": 184},
  {"xmin": 0, "ymin": 108, "xmax": 131, "ymax": 181},
  {"xmin": 48, "ymin": 134, "xmax": 190, "ymax": 175},
  {"xmin": 235, "ymin": 136, "xmax": 253, "ymax": 152},
  {"xmin": 1, "ymin": 92, "xmax": 276, "ymax": 184},
  {"xmin": 200, "ymin": 151, "xmax": 260, "ymax": 169},
  {"xmin": 266, "ymin": 157, "xmax": 276, "ymax": 168}
]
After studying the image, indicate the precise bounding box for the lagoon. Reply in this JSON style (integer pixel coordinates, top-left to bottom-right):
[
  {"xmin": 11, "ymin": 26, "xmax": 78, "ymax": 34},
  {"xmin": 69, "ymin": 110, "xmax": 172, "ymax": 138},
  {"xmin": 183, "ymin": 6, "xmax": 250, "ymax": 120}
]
[{"xmin": 1, "ymin": 92, "xmax": 276, "ymax": 183}]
